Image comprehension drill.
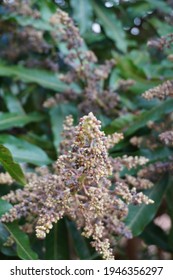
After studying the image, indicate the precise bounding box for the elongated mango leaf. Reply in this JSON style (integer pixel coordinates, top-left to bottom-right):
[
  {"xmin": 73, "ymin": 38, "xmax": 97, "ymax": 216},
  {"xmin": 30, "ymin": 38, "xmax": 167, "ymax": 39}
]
[
  {"xmin": 0, "ymin": 145, "xmax": 26, "ymax": 185},
  {"xmin": 5, "ymin": 222, "xmax": 38, "ymax": 260},
  {"xmin": 2, "ymin": 14, "xmax": 53, "ymax": 31},
  {"xmin": 105, "ymin": 98, "xmax": 173, "ymax": 135},
  {"xmin": 0, "ymin": 62, "xmax": 79, "ymax": 92},
  {"xmin": 92, "ymin": 1, "xmax": 127, "ymax": 52},
  {"xmin": 140, "ymin": 147, "xmax": 172, "ymax": 163},
  {"xmin": 125, "ymin": 98, "xmax": 173, "ymax": 136},
  {"xmin": 145, "ymin": 0, "xmax": 172, "ymax": 13},
  {"xmin": 0, "ymin": 112, "xmax": 43, "ymax": 131},
  {"xmin": 140, "ymin": 222, "xmax": 173, "ymax": 253},
  {"xmin": 50, "ymin": 103, "xmax": 77, "ymax": 151},
  {"xmin": 2, "ymin": 92, "xmax": 25, "ymax": 114},
  {"xmin": 0, "ymin": 201, "xmax": 16, "ymax": 256},
  {"xmin": 149, "ymin": 18, "xmax": 173, "ymax": 36},
  {"xmin": 0, "ymin": 135, "xmax": 52, "ymax": 166},
  {"xmin": 45, "ymin": 219, "xmax": 69, "ymax": 260},
  {"xmin": 0, "ymin": 222, "xmax": 16, "ymax": 256},
  {"xmin": 0, "ymin": 200, "xmax": 38, "ymax": 259},
  {"xmin": 66, "ymin": 220, "xmax": 92, "ymax": 260},
  {"xmin": 71, "ymin": 0, "xmax": 93, "ymax": 35},
  {"xmin": 125, "ymin": 176, "xmax": 168, "ymax": 236},
  {"xmin": 0, "ymin": 199, "xmax": 12, "ymax": 217},
  {"xmin": 37, "ymin": 0, "xmax": 56, "ymax": 21},
  {"xmin": 104, "ymin": 113, "xmax": 136, "ymax": 134},
  {"xmin": 115, "ymin": 56, "xmax": 160, "ymax": 93},
  {"xmin": 165, "ymin": 177, "xmax": 173, "ymax": 248}
]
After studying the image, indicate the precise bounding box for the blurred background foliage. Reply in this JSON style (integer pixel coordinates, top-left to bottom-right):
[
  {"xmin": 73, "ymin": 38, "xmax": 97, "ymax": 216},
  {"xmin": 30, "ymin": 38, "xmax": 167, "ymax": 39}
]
[{"xmin": 0, "ymin": 0, "xmax": 173, "ymax": 260}]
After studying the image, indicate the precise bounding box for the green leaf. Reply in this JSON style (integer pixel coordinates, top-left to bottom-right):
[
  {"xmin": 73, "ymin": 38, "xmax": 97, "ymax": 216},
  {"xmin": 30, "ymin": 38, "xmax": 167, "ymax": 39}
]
[
  {"xmin": 140, "ymin": 147, "xmax": 172, "ymax": 163},
  {"xmin": 67, "ymin": 220, "xmax": 92, "ymax": 260},
  {"xmin": 92, "ymin": 1, "xmax": 127, "ymax": 52},
  {"xmin": 71, "ymin": 0, "xmax": 93, "ymax": 35},
  {"xmin": 2, "ymin": 92, "xmax": 25, "ymax": 114},
  {"xmin": 0, "ymin": 199, "xmax": 12, "ymax": 217},
  {"xmin": 0, "ymin": 199, "xmax": 16, "ymax": 256},
  {"xmin": 5, "ymin": 222, "xmax": 38, "ymax": 260},
  {"xmin": 115, "ymin": 56, "xmax": 159, "ymax": 93},
  {"xmin": 45, "ymin": 219, "xmax": 69, "ymax": 260},
  {"xmin": 0, "ymin": 135, "xmax": 52, "ymax": 166},
  {"xmin": 0, "ymin": 222, "xmax": 9, "ymax": 246},
  {"xmin": 0, "ymin": 222, "xmax": 16, "ymax": 256},
  {"xmin": 145, "ymin": 0, "xmax": 172, "ymax": 13},
  {"xmin": 38, "ymin": 0, "xmax": 56, "ymax": 21},
  {"xmin": 104, "ymin": 113, "xmax": 136, "ymax": 134},
  {"xmin": 49, "ymin": 103, "xmax": 77, "ymax": 150},
  {"xmin": 0, "ymin": 112, "xmax": 44, "ymax": 131},
  {"xmin": 0, "ymin": 62, "xmax": 79, "ymax": 93},
  {"xmin": 140, "ymin": 222, "xmax": 173, "ymax": 253},
  {"xmin": 125, "ymin": 176, "xmax": 168, "ymax": 236},
  {"xmin": 165, "ymin": 176, "xmax": 173, "ymax": 248},
  {"xmin": 104, "ymin": 97, "xmax": 172, "ymax": 136},
  {"xmin": 127, "ymin": 1, "xmax": 154, "ymax": 18},
  {"xmin": 125, "ymin": 98, "xmax": 173, "ymax": 136},
  {"xmin": 0, "ymin": 201, "xmax": 16, "ymax": 256},
  {"xmin": 0, "ymin": 145, "xmax": 26, "ymax": 185},
  {"xmin": 0, "ymin": 200, "xmax": 38, "ymax": 259},
  {"xmin": 2, "ymin": 14, "xmax": 53, "ymax": 31},
  {"xmin": 149, "ymin": 18, "xmax": 173, "ymax": 36}
]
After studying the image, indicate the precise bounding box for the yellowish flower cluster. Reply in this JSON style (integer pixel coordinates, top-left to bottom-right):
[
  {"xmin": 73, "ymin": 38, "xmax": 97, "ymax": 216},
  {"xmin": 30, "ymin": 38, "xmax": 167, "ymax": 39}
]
[
  {"xmin": 1, "ymin": 113, "xmax": 153, "ymax": 259},
  {"xmin": 143, "ymin": 80, "xmax": 173, "ymax": 100}
]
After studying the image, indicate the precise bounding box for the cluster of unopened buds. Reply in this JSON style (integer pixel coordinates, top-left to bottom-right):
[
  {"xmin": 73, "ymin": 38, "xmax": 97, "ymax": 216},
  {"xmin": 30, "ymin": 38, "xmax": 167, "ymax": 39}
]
[
  {"xmin": 143, "ymin": 80, "xmax": 173, "ymax": 100},
  {"xmin": 0, "ymin": 112, "xmax": 154, "ymax": 259},
  {"xmin": 43, "ymin": 9, "xmax": 121, "ymax": 116},
  {"xmin": 142, "ymin": 79, "xmax": 173, "ymax": 178}
]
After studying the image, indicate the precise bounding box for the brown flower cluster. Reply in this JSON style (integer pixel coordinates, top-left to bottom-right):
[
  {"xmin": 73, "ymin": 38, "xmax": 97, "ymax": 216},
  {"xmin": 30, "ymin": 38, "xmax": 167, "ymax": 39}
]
[
  {"xmin": 142, "ymin": 80, "xmax": 173, "ymax": 100},
  {"xmin": 3, "ymin": 0, "xmax": 40, "ymax": 18},
  {"xmin": 0, "ymin": 172, "xmax": 14, "ymax": 185},
  {"xmin": 138, "ymin": 161, "xmax": 173, "ymax": 181},
  {"xmin": 0, "ymin": 113, "xmax": 153, "ymax": 259},
  {"xmin": 0, "ymin": 1, "xmax": 59, "ymax": 71},
  {"xmin": 142, "ymin": 81, "xmax": 173, "ymax": 179},
  {"xmin": 129, "ymin": 86, "xmax": 173, "ymax": 179},
  {"xmin": 44, "ymin": 9, "xmax": 120, "ymax": 116},
  {"xmin": 159, "ymin": 130, "xmax": 173, "ymax": 146},
  {"xmin": 147, "ymin": 33, "xmax": 173, "ymax": 50}
]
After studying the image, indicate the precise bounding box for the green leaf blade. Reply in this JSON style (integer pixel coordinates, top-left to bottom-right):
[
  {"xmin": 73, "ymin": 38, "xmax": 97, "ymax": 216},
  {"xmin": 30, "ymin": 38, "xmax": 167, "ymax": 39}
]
[
  {"xmin": 125, "ymin": 176, "xmax": 169, "ymax": 236},
  {"xmin": 71, "ymin": 0, "xmax": 93, "ymax": 35},
  {"xmin": 0, "ymin": 145, "xmax": 26, "ymax": 185},
  {"xmin": 0, "ymin": 112, "xmax": 44, "ymax": 131},
  {"xmin": 92, "ymin": 1, "xmax": 127, "ymax": 52},
  {"xmin": 140, "ymin": 222, "xmax": 173, "ymax": 253},
  {"xmin": 2, "ymin": 92, "xmax": 25, "ymax": 114},
  {"xmin": 0, "ymin": 135, "xmax": 52, "ymax": 166},
  {"xmin": 5, "ymin": 222, "xmax": 38, "ymax": 260},
  {"xmin": 49, "ymin": 103, "xmax": 77, "ymax": 150},
  {"xmin": 125, "ymin": 99, "xmax": 173, "ymax": 136},
  {"xmin": 45, "ymin": 219, "xmax": 70, "ymax": 260},
  {"xmin": 67, "ymin": 220, "xmax": 92, "ymax": 260},
  {"xmin": 0, "ymin": 200, "xmax": 38, "ymax": 260},
  {"xmin": 0, "ymin": 62, "xmax": 80, "ymax": 93}
]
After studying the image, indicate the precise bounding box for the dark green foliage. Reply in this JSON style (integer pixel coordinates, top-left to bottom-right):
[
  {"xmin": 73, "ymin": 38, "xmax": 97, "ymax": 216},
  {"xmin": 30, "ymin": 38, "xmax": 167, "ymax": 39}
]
[
  {"xmin": 0, "ymin": 0, "xmax": 173, "ymax": 260},
  {"xmin": 125, "ymin": 176, "xmax": 169, "ymax": 236},
  {"xmin": 0, "ymin": 200, "xmax": 38, "ymax": 260},
  {"xmin": 0, "ymin": 145, "xmax": 26, "ymax": 185}
]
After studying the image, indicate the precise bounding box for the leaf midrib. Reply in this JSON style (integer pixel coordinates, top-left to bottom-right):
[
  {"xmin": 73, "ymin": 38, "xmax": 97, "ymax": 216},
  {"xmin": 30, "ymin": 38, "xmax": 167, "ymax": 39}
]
[
  {"xmin": 0, "ymin": 114, "xmax": 40, "ymax": 127},
  {"xmin": 127, "ymin": 187, "xmax": 158, "ymax": 230},
  {"xmin": 93, "ymin": 2, "xmax": 121, "ymax": 37},
  {"xmin": 4, "ymin": 225, "xmax": 34, "ymax": 260},
  {"xmin": 0, "ymin": 65, "xmax": 67, "ymax": 91}
]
